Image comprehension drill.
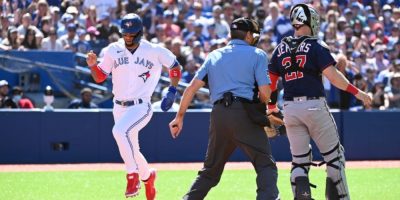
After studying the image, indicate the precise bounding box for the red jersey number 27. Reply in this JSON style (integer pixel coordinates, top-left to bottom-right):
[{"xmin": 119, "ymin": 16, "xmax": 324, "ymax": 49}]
[{"xmin": 282, "ymin": 55, "xmax": 306, "ymax": 82}]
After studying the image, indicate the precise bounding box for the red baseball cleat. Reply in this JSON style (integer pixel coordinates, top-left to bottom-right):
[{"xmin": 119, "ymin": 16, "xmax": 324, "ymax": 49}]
[
  {"xmin": 143, "ymin": 168, "xmax": 157, "ymax": 200},
  {"xmin": 125, "ymin": 173, "xmax": 140, "ymax": 198}
]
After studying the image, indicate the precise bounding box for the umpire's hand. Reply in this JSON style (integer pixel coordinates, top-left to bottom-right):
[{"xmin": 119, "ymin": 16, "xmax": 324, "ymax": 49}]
[{"xmin": 169, "ymin": 118, "xmax": 183, "ymax": 139}]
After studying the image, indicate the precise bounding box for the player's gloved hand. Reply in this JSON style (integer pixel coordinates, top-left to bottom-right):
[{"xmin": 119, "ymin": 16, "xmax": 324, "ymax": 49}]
[{"xmin": 161, "ymin": 86, "xmax": 177, "ymax": 112}]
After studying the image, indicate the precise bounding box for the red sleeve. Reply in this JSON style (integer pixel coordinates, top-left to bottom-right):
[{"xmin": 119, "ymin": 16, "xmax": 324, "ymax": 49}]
[
  {"xmin": 91, "ymin": 65, "xmax": 107, "ymax": 83},
  {"xmin": 269, "ymin": 72, "xmax": 279, "ymax": 92}
]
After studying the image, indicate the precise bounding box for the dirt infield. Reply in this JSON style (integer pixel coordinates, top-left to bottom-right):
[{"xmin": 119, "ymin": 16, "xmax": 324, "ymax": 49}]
[{"xmin": 1, "ymin": 161, "xmax": 399, "ymax": 172}]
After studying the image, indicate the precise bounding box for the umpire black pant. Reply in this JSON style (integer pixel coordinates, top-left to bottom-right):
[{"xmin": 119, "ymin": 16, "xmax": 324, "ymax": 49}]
[{"xmin": 183, "ymin": 102, "xmax": 279, "ymax": 200}]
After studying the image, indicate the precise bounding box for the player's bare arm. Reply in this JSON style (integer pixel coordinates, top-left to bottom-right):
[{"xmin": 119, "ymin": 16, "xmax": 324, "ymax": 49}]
[
  {"xmin": 169, "ymin": 79, "xmax": 205, "ymax": 138},
  {"xmin": 258, "ymin": 84, "xmax": 271, "ymax": 104},
  {"xmin": 86, "ymin": 51, "xmax": 107, "ymax": 83},
  {"xmin": 323, "ymin": 65, "xmax": 372, "ymax": 106}
]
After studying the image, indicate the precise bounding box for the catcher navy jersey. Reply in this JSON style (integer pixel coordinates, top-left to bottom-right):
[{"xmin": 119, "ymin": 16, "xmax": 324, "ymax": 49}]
[{"xmin": 268, "ymin": 36, "xmax": 336, "ymax": 99}]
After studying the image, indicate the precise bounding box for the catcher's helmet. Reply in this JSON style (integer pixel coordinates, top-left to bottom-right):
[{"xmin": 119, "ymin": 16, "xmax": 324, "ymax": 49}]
[
  {"xmin": 289, "ymin": 4, "xmax": 320, "ymax": 37},
  {"xmin": 120, "ymin": 13, "xmax": 143, "ymax": 43}
]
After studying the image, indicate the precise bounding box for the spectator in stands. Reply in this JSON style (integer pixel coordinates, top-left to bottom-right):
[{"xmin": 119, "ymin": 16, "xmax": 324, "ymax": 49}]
[
  {"xmin": 263, "ymin": 2, "xmax": 280, "ymax": 35},
  {"xmin": 370, "ymin": 23, "xmax": 389, "ymax": 45},
  {"xmin": 161, "ymin": 11, "xmax": 180, "ymax": 38},
  {"xmin": 182, "ymin": 57, "xmax": 199, "ymax": 83},
  {"xmin": 49, "ymin": 6, "xmax": 60, "ymax": 29},
  {"xmin": 368, "ymin": 44, "xmax": 390, "ymax": 73},
  {"xmin": 85, "ymin": 5, "xmax": 97, "ymax": 28},
  {"xmin": 0, "ymin": 26, "xmax": 20, "ymax": 50},
  {"xmin": 0, "ymin": 80, "xmax": 17, "ymax": 108},
  {"xmin": 184, "ymin": 22, "xmax": 206, "ymax": 46},
  {"xmin": 187, "ymin": 2, "xmax": 208, "ymax": 36},
  {"xmin": 274, "ymin": 2, "xmax": 293, "ymax": 43},
  {"xmin": 139, "ymin": 0, "xmax": 164, "ymax": 36},
  {"xmin": 388, "ymin": 24, "xmax": 399, "ymax": 49},
  {"xmin": 83, "ymin": 0, "xmax": 117, "ymax": 21},
  {"xmin": 11, "ymin": 86, "xmax": 34, "ymax": 109},
  {"xmin": 329, "ymin": 54, "xmax": 355, "ymax": 110},
  {"xmin": 188, "ymin": 41, "xmax": 205, "ymax": 66},
  {"xmin": 72, "ymin": 29, "xmax": 91, "ymax": 54},
  {"xmin": 17, "ymin": 13, "xmax": 40, "ymax": 39},
  {"xmin": 204, "ymin": 23, "xmax": 219, "ymax": 43},
  {"xmin": 41, "ymin": 26, "xmax": 63, "ymax": 51},
  {"xmin": 387, "ymin": 73, "xmax": 400, "ymax": 109},
  {"xmin": 68, "ymin": 87, "xmax": 98, "ymax": 109},
  {"xmin": 65, "ymin": 6, "xmax": 80, "ymax": 25},
  {"xmin": 170, "ymin": 38, "xmax": 187, "ymax": 68},
  {"xmin": 96, "ymin": 13, "xmax": 121, "ymax": 42},
  {"xmin": 369, "ymin": 82, "xmax": 389, "ymax": 110},
  {"xmin": 222, "ymin": 2, "xmax": 234, "ymax": 25},
  {"xmin": 57, "ymin": 13, "xmax": 74, "ymax": 37},
  {"xmin": 32, "ymin": 0, "xmax": 50, "ymax": 30},
  {"xmin": 20, "ymin": 27, "xmax": 39, "ymax": 50},
  {"xmin": 150, "ymin": 24, "xmax": 166, "ymax": 44},
  {"xmin": 382, "ymin": 4, "xmax": 394, "ymax": 36},
  {"xmin": 254, "ymin": 7, "xmax": 267, "ymax": 31},
  {"xmin": 210, "ymin": 5, "xmax": 229, "ymax": 39},
  {"xmin": 87, "ymin": 26, "xmax": 104, "ymax": 55},
  {"xmin": 59, "ymin": 23, "xmax": 78, "ymax": 50},
  {"xmin": 125, "ymin": 0, "xmax": 142, "ymax": 14}
]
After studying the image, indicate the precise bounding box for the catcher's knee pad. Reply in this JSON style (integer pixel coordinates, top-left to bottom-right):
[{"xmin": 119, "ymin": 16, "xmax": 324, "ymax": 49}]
[
  {"xmin": 320, "ymin": 143, "xmax": 349, "ymax": 200},
  {"xmin": 291, "ymin": 145, "xmax": 317, "ymax": 197}
]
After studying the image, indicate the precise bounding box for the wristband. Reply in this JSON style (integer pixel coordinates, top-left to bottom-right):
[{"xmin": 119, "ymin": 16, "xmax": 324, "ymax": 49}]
[
  {"xmin": 267, "ymin": 104, "xmax": 277, "ymax": 110},
  {"xmin": 169, "ymin": 67, "xmax": 181, "ymax": 78},
  {"xmin": 346, "ymin": 84, "xmax": 359, "ymax": 96}
]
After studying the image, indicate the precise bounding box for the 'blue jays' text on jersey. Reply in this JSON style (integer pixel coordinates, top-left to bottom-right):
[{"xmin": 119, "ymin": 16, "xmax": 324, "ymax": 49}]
[{"xmin": 268, "ymin": 36, "xmax": 337, "ymax": 99}]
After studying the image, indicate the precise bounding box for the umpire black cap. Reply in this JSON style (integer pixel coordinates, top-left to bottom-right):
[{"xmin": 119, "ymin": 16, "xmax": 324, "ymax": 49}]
[{"xmin": 230, "ymin": 17, "xmax": 260, "ymax": 34}]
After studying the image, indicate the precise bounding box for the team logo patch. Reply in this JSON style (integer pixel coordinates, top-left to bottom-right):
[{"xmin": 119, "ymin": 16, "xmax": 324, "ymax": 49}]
[
  {"xmin": 125, "ymin": 21, "xmax": 133, "ymax": 28},
  {"xmin": 138, "ymin": 71, "xmax": 151, "ymax": 82}
]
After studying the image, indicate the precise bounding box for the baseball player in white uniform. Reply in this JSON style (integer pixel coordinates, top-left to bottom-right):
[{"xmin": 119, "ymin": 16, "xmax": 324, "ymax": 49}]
[{"xmin": 86, "ymin": 13, "xmax": 182, "ymax": 199}]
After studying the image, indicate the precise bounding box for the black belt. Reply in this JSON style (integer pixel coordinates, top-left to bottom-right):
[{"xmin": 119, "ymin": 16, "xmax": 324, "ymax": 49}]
[
  {"xmin": 214, "ymin": 96, "xmax": 251, "ymax": 105},
  {"xmin": 284, "ymin": 96, "xmax": 324, "ymax": 101},
  {"xmin": 115, "ymin": 99, "xmax": 143, "ymax": 106}
]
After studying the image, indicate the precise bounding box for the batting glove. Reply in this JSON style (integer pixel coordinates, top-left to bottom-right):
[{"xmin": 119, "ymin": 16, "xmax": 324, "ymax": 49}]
[{"xmin": 161, "ymin": 86, "xmax": 177, "ymax": 112}]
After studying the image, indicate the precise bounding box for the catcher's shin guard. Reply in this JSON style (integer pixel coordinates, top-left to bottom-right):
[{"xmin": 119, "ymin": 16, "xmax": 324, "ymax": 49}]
[
  {"xmin": 294, "ymin": 176, "xmax": 312, "ymax": 200},
  {"xmin": 320, "ymin": 143, "xmax": 350, "ymax": 200},
  {"xmin": 290, "ymin": 145, "xmax": 317, "ymax": 198},
  {"xmin": 326, "ymin": 177, "xmax": 340, "ymax": 200}
]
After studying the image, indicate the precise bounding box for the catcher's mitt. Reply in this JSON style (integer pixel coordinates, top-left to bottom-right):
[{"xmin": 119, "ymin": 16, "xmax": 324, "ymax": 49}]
[
  {"xmin": 264, "ymin": 111, "xmax": 286, "ymax": 138},
  {"xmin": 268, "ymin": 111, "xmax": 285, "ymax": 126}
]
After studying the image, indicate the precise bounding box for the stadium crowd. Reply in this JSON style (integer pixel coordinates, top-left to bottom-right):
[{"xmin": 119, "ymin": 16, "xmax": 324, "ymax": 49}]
[{"xmin": 0, "ymin": 0, "xmax": 399, "ymax": 110}]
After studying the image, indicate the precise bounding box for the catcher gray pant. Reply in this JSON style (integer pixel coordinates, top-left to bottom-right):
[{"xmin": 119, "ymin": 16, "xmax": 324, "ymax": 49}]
[
  {"xmin": 183, "ymin": 102, "xmax": 279, "ymax": 200},
  {"xmin": 283, "ymin": 98, "xmax": 350, "ymax": 199}
]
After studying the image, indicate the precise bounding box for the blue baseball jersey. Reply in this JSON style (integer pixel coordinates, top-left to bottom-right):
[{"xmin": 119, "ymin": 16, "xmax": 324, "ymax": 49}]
[{"xmin": 268, "ymin": 36, "xmax": 337, "ymax": 99}]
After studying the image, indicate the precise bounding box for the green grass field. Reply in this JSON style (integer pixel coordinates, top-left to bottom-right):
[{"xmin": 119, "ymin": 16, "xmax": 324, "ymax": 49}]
[{"xmin": 1, "ymin": 168, "xmax": 399, "ymax": 200}]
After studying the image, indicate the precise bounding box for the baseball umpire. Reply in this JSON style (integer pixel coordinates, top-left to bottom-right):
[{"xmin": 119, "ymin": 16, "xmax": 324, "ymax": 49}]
[
  {"xmin": 267, "ymin": 4, "xmax": 372, "ymax": 200},
  {"xmin": 169, "ymin": 17, "xmax": 280, "ymax": 200}
]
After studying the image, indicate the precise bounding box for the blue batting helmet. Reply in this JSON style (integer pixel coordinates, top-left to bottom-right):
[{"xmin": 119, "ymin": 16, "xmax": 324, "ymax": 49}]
[{"xmin": 120, "ymin": 13, "xmax": 143, "ymax": 43}]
